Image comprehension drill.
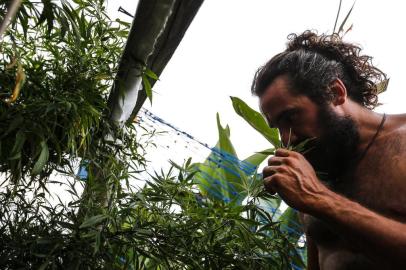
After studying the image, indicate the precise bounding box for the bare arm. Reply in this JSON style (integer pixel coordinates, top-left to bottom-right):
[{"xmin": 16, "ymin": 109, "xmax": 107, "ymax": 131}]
[
  {"xmin": 314, "ymin": 191, "xmax": 406, "ymax": 266},
  {"xmin": 264, "ymin": 149, "xmax": 406, "ymax": 266}
]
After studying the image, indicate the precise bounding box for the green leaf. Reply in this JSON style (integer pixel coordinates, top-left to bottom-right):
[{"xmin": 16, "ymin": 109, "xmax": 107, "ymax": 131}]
[
  {"xmin": 259, "ymin": 195, "xmax": 282, "ymax": 220},
  {"xmin": 116, "ymin": 18, "xmax": 131, "ymax": 28},
  {"xmin": 216, "ymin": 113, "xmax": 237, "ymax": 158},
  {"xmin": 255, "ymin": 149, "xmax": 275, "ymax": 155},
  {"xmin": 279, "ymin": 207, "xmax": 302, "ymax": 241},
  {"xmin": 185, "ymin": 157, "xmax": 192, "ymax": 169},
  {"xmin": 79, "ymin": 214, "xmax": 108, "ymax": 229},
  {"xmin": 215, "ymin": 114, "xmax": 247, "ymax": 201},
  {"xmin": 38, "ymin": 0, "xmax": 55, "ymax": 35},
  {"xmin": 142, "ymin": 74, "xmax": 153, "ymax": 104},
  {"xmin": 230, "ymin": 96, "xmax": 280, "ymax": 147},
  {"xmin": 144, "ymin": 68, "xmax": 159, "ymax": 81},
  {"xmin": 59, "ymin": 14, "xmax": 70, "ymax": 39},
  {"xmin": 94, "ymin": 230, "xmax": 101, "ymax": 255},
  {"xmin": 243, "ymin": 148, "xmax": 274, "ymax": 168},
  {"xmin": 193, "ymin": 114, "xmax": 249, "ymax": 203},
  {"xmin": 9, "ymin": 130, "xmax": 26, "ymax": 160},
  {"xmin": 32, "ymin": 141, "xmax": 49, "ymax": 175}
]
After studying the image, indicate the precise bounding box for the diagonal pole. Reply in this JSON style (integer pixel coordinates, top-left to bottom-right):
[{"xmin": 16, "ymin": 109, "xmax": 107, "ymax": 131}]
[{"xmin": 0, "ymin": 0, "xmax": 22, "ymax": 41}]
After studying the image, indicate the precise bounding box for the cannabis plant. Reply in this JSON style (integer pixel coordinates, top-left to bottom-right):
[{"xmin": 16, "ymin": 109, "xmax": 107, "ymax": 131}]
[{"xmin": 0, "ymin": 1, "xmax": 305, "ymax": 269}]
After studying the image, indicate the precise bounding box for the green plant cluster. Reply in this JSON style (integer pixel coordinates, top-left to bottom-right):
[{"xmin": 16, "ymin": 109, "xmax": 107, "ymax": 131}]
[
  {"xmin": 192, "ymin": 103, "xmax": 306, "ymax": 269},
  {"xmin": 1, "ymin": 157, "xmax": 301, "ymax": 269},
  {"xmin": 0, "ymin": 0, "xmax": 129, "ymax": 183},
  {"xmin": 0, "ymin": 1, "xmax": 305, "ymax": 269}
]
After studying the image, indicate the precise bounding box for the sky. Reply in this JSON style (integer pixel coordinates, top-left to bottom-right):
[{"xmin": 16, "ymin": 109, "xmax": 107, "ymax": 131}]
[{"xmin": 107, "ymin": 0, "xmax": 406, "ymax": 169}]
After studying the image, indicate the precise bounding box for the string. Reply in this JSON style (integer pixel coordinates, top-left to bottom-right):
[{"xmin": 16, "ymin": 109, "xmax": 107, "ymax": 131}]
[{"xmin": 357, "ymin": 113, "xmax": 386, "ymax": 163}]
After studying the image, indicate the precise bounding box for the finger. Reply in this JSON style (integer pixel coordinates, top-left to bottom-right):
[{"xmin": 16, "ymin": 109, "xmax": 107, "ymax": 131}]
[
  {"xmin": 263, "ymin": 165, "xmax": 287, "ymax": 178},
  {"xmin": 267, "ymin": 156, "xmax": 285, "ymax": 166},
  {"xmin": 263, "ymin": 165, "xmax": 276, "ymax": 178},
  {"xmin": 263, "ymin": 174, "xmax": 280, "ymax": 195},
  {"xmin": 275, "ymin": 148, "xmax": 291, "ymax": 157}
]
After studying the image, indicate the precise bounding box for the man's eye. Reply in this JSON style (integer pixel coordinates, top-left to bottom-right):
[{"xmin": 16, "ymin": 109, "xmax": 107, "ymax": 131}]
[
  {"xmin": 282, "ymin": 112, "xmax": 298, "ymax": 126},
  {"xmin": 287, "ymin": 113, "xmax": 298, "ymax": 123}
]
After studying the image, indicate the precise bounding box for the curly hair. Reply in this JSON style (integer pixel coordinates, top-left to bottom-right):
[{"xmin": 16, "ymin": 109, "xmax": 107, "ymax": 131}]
[{"xmin": 251, "ymin": 30, "xmax": 387, "ymax": 109}]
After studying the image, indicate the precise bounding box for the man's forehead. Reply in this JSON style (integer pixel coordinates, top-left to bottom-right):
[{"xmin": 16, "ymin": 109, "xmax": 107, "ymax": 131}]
[{"xmin": 259, "ymin": 76, "xmax": 296, "ymax": 114}]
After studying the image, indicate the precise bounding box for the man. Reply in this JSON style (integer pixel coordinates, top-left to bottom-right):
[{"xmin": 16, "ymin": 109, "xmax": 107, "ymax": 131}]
[{"xmin": 254, "ymin": 31, "xmax": 406, "ymax": 269}]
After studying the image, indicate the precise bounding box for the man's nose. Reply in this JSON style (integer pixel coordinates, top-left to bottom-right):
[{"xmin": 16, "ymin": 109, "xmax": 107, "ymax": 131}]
[{"xmin": 279, "ymin": 128, "xmax": 298, "ymax": 147}]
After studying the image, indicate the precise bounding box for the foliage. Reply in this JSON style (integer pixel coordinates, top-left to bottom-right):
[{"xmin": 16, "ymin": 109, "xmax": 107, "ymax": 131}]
[
  {"xmin": 192, "ymin": 111, "xmax": 306, "ymax": 269},
  {"xmin": 0, "ymin": 1, "xmax": 304, "ymax": 269},
  {"xmin": 118, "ymin": 162, "xmax": 298, "ymax": 269},
  {"xmin": 0, "ymin": 157, "xmax": 302, "ymax": 269},
  {"xmin": 229, "ymin": 97, "xmax": 307, "ymax": 267},
  {"xmin": 0, "ymin": 0, "xmax": 142, "ymax": 268},
  {"xmin": 0, "ymin": 0, "xmax": 130, "ymax": 184}
]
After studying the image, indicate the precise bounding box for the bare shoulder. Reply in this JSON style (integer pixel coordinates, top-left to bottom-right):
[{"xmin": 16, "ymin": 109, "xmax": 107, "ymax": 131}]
[
  {"xmin": 386, "ymin": 113, "xmax": 406, "ymax": 131},
  {"xmin": 375, "ymin": 113, "xmax": 406, "ymax": 156}
]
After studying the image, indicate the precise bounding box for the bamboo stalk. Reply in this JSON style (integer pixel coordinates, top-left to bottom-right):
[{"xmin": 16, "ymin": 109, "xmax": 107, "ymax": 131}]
[{"xmin": 0, "ymin": 0, "xmax": 22, "ymax": 42}]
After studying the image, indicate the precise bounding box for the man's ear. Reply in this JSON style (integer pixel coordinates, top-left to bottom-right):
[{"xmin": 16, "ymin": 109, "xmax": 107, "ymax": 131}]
[{"xmin": 329, "ymin": 78, "xmax": 347, "ymax": 106}]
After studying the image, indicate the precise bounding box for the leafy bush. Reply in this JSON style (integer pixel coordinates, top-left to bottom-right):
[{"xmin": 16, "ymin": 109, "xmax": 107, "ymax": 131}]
[
  {"xmin": 0, "ymin": 0, "xmax": 129, "ymax": 183},
  {"xmin": 0, "ymin": 1, "xmax": 304, "ymax": 269}
]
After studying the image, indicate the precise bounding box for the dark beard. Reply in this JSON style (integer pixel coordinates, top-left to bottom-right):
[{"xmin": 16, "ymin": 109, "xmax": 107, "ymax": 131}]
[{"xmin": 303, "ymin": 106, "xmax": 360, "ymax": 183}]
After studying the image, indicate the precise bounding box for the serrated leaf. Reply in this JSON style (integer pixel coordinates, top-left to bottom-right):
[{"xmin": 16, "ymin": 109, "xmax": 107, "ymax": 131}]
[{"xmin": 279, "ymin": 207, "xmax": 303, "ymax": 242}]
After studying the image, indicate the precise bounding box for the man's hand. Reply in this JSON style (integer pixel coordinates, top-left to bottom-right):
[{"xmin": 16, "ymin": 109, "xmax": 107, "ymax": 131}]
[{"xmin": 263, "ymin": 148, "xmax": 332, "ymax": 214}]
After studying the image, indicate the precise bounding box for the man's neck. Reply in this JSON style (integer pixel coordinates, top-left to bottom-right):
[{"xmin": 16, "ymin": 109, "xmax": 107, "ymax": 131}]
[{"xmin": 342, "ymin": 101, "xmax": 385, "ymax": 154}]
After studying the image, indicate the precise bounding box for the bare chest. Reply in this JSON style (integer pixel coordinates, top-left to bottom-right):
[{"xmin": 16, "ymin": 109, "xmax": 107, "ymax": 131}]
[
  {"xmin": 303, "ymin": 133, "xmax": 406, "ymax": 267},
  {"xmin": 333, "ymin": 135, "xmax": 406, "ymax": 221}
]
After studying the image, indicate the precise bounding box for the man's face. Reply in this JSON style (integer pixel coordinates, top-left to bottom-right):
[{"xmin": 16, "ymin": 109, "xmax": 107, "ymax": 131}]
[{"xmin": 260, "ymin": 75, "xmax": 360, "ymax": 181}]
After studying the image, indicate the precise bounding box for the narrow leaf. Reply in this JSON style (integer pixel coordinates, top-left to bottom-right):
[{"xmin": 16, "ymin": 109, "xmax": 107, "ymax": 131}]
[
  {"xmin": 144, "ymin": 68, "xmax": 159, "ymax": 80},
  {"xmin": 9, "ymin": 130, "xmax": 26, "ymax": 160},
  {"xmin": 332, "ymin": 0, "xmax": 342, "ymax": 33},
  {"xmin": 244, "ymin": 148, "xmax": 274, "ymax": 168},
  {"xmin": 230, "ymin": 96, "xmax": 280, "ymax": 147},
  {"xmin": 79, "ymin": 214, "xmax": 108, "ymax": 229},
  {"xmin": 142, "ymin": 74, "xmax": 153, "ymax": 104},
  {"xmin": 338, "ymin": 1, "xmax": 356, "ymax": 34},
  {"xmin": 32, "ymin": 141, "xmax": 49, "ymax": 175}
]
